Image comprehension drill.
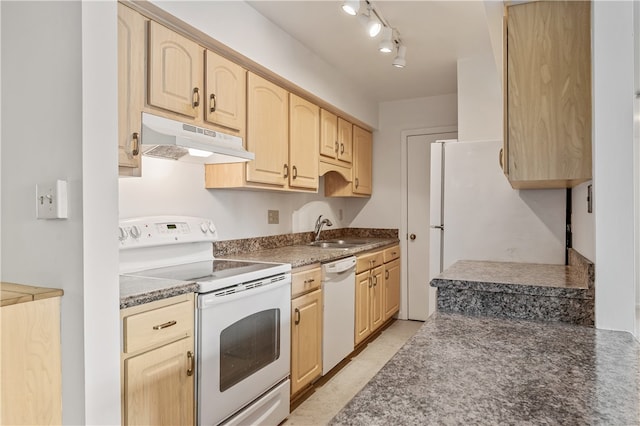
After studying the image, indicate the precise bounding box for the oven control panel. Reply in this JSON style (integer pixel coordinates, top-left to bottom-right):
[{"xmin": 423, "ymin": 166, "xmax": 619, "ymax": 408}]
[{"xmin": 119, "ymin": 216, "xmax": 218, "ymax": 249}]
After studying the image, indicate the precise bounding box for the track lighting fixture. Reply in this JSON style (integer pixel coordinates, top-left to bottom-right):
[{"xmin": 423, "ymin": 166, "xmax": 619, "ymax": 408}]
[
  {"xmin": 378, "ymin": 27, "xmax": 393, "ymax": 53},
  {"xmin": 392, "ymin": 44, "xmax": 407, "ymax": 68},
  {"xmin": 341, "ymin": 0, "xmax": 407, "ymax": 68},
  {"xmin": 341, "ymin": 0, "xmax": 360, "ymax": 16}
]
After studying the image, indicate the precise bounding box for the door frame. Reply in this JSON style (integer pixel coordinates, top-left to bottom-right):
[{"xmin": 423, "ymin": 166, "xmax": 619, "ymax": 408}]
[{"xmin": 399, "ymin": 126, "xmax": 457, "ymax": 320}]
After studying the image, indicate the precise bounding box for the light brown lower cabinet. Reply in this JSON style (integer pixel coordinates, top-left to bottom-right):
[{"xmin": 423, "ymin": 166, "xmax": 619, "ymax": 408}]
[
  {"xmin": 121, "ymin": 293, "xmax": 195, "ymax": 426},
  {"xmin": 354, "ymin": 250, "xmax": 384, "ymax": 346},
  {"xmin": 383, "ymin": 245, "xmax": 401, "ymax": 321},
  {"xmin": 290, "ymin": 265, "xmax": 323, "ymax": 396},
  {"xmin": 1, "ymin": 295, "xmax": 63, "ymax": 425}
]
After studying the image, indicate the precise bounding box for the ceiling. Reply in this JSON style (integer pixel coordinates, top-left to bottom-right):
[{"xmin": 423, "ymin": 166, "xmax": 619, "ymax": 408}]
[{"xmin": 247, "ymin": 1, "xmax": 496, "ymax": 104}]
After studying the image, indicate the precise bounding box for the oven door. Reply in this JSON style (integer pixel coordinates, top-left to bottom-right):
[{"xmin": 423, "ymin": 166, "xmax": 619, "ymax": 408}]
[{"xmin": 196, "ymin": 275, "xmax": 291, "ymax": 425}]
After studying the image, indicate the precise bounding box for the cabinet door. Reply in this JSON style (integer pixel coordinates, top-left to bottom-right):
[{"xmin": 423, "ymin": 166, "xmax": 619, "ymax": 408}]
[
  {"xmin": 117, "ymin": 4, "xmax": 145, "ymax": 176},
  {"xmin": 148, "ymin": 21, "xmax": 203, "ymax": 118},
  {"xmin": 505, "ymin": 1, "xmax": 591, "ymax": 188},
  {"xmin": 319, "ymin": 109, "xmax": 338, "ymax": 159},
  {"xmin": 352, "ymin": 126, "xmax": 372, "ymax": 195},
  {"xmin": 289, "ymin": 94, "xmax": 319, "ymax": 190},
  {"xmin": 290, "ymin": 289, "xmax": 323, "ymax": 395},
  {"xmin": 383, "ymin": 259, "xmax": 400, "ymax": 321},
  {"xmin": 204, "ymin": 50, "xmax": 246, "ymax": 133},
  {"xmin": 246, "ymin": 73, "xmax": 289, "ymax": 186},
  {"xmin": 354, "ymin": 270, "xmax": 371, "ymax": 346},
  {"xmin": 337, "ymin": 118, "xmax": 353, "ymax": 164},
  {"xmin": 370, "ymin": 266, "xmax": 385, "ymax": 332},
  {"xmin": 124, "ymin": 337, "xmax": 194, "ymax": 426}
]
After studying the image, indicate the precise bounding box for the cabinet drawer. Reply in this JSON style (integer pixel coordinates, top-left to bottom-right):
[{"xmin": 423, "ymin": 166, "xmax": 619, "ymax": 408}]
[
  {"xmin": 291, "ymin": 267, "xmax": 321, "ymax": 298},
  {"xmin": 383, "ymin": 245, "xmax": 400, "ymax": 263},
  {"xmin": 123, "ymin": 301, "xmax": 193, "ymax": 354},
  {"xmin": 356, "ymin": 251, "xmax": 384, "ymax": 274}
]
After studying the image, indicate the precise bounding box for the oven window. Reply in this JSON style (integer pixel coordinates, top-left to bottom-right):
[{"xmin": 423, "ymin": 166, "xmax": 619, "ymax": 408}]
[{"xmin": 219, "ymin": 308, "xmax": 280, "ymax": 392}]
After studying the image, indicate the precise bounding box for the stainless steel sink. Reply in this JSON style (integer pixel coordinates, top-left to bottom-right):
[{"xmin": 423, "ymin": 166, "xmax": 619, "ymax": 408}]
[{"xmin": 308, "ymin": 239, "xmax": 374, "ymax": 249}]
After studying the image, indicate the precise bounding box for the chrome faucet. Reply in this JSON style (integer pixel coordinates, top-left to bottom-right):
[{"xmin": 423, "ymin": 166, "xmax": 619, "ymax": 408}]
[{"xmin": 314, "ymin": 215, "xmax": 333, "ymax": 241}]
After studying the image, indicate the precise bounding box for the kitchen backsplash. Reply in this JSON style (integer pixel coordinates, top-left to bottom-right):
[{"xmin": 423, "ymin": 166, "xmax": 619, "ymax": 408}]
[{"xmin": 213, "ymin": 228, "xmax": 399, "ymax": 256}]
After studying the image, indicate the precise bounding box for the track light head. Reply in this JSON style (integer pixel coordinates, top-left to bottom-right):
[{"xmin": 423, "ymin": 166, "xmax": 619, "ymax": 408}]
[
  {"xmin": 393, "ymin": 45, "xmax": 407, "ymax": 68},
  {"xmin": 378, "ymin": 27, "xmax": 393, "ymax": 53},
  {"xmin": 367, "ymin": 15, "xmax": 382, "ymax": 37},
  {"xmin": 341, "ymin": 0, "xmax": 360, "ymax": 16}
]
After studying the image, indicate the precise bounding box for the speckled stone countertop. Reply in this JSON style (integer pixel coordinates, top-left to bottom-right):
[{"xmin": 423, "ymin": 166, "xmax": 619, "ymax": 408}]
[
  {"xmin": 220, "ymin": 237, "xmax": 398, "ymax": 268},
  {"xmin": 331, "ymin": 313, "xmax": 640, "ymax": 425},
  {"xmin": 119, "ymin": 275, "xmax": 198, "ymax": 309},
  {"xmin": 431, "ymin": 259, "xmax": 592, "ymax": 298}
]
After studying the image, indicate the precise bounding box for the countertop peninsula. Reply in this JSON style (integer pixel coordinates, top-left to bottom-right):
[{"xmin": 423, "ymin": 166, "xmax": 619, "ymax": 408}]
[{"xmin": 1, "ymin": 282, "xmax": 64, "ymax": 307}]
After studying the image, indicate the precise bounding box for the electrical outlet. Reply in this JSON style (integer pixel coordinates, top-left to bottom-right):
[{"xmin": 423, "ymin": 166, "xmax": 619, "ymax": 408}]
[
  {"xmin": 268, "ymin": 209, "xmax": 279, "ymax": 224},
  {"xmin": 339, "ymin": 208, "xmax": 343, "ymax": 221},
  {"xmin": 587, "ymin": 184, "xmax": 593, "ymax": 214},
  {"xmin": 36, "ymin": 180, "xmax": 68, "ymax": 219}
]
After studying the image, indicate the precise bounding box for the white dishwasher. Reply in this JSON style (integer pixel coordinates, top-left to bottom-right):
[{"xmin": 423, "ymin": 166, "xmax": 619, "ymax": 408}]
[{"xmin": 322, "ymin": 256, "xmax": 357, "ymax": 375}]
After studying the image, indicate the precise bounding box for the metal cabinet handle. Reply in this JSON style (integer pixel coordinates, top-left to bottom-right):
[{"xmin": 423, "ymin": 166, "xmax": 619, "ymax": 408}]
[
  {"xmin": 192, "ymin": 87, "xmax": 200, "ymax": 108},
  {"xmin": 385, "ymin": 270, "xmax": 389, "ymax": 279},
  {"xmin": 304, "ymin": 278, "xmax": 315, "ymax": 284},
  {"xmin": 292, "ymin": 166, "xmax": 298, "ymax": 179},
  {"xmin": 294, "ymin": 307, "xmax": 301, "ymax": 325},
  {"xmin": 355, "ymin": 177, "xmax": 359, "ymax": 188},
  {"xmin": 499, "ymin": 148, "xmax": 504, "ymax": 170},
  {"xmin": 210, "ymin": 93, "xmax": 217, "ymax": 113},
  {"xmin": 409, "ymin": 234, "xmax": 416, "ymax": 241},
  {"xmin": 368, "ymin": 276, "xmax": 372, "ymax": 288},
  {"xmin": 340, "ymin": 143, "xmax": 345, "ymax": 154},
  {"xmin": 335, "ymin": 141, "xmax": 339, "ymax": 153},
  {"xmin": 283, "ymin": 164, "xmax": 289, "ymax": 178},
  {"xmin": 372, "ymin": 276, "xmax": 377, "ymax": 287},
  {"xmin": 131, "ymin": 132, "xmax": 140, "ymax": 156},
  {"xmin": 153, "ymin": 320, "xmax": 177, "ymax": 330},
  {"xmin": 187, "ymin": 351, "xmax": 194, "ymax": 376}
]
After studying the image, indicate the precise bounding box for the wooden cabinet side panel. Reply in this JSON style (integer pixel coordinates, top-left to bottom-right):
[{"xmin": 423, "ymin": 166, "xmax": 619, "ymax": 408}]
[
  {"xmin": 383, "ymin": 259, "xmax": 401, "ymax": 321},
  {"xmin": 289, "ymin": 94, "xmax": 319, "ymax": 190},
  {"xmin": 506, "ymin": 1, "xmax": 591, "ymax": 183},
  {"xmin": 1, "ymin": 298, "xmax": 62, "ymax": 425},
  {"xmin": 352, "ymin": 126, "xmax": 372, "ymax": 195},
  {"xmin": 290, "ymin": 289, "xmax": 323, "ymax": 395},
  {"xmin": 246, "ymin": 73, "xmax": 289, "ymax": 186},
  {"xmin": 124, "ymin": 337, "xmax": 194, "ymax": 426},
  {"xmin": 118, "ymin": 4, "xmax": 145, "ymax": 174},
  {"xmin": 148, "ymin": 21, "xmax": 203, "ymax": 118},
  {"xmin": 205, "ymin": 50, "xmax": 247, "ymax": 134}
]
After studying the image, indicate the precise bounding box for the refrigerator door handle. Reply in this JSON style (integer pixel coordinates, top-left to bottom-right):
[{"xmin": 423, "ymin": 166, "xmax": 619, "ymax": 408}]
[{"xmin": 430, "ymin": 225, "xmax": 444, "ymax": 230}]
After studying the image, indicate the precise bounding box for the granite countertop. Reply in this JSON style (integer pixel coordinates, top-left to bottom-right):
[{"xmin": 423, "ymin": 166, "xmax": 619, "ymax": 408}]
[
  {"xmin": 1, "ymin": 282, "xmax": 64, "ymax": 307},
  {"xmin": 119, "ymin": 275, "xmax": 198, "ymax": 309},
  {"xmin": 220, "ymin": 238, "xmax": 398, "ymax": 268},
  {"xmin": 119, "ymin": 237, "xmax": 399, "ymax": 308},
  {"xmin": 331, "ymin": 312, "xmax": 640, "ymax": 425},
  {"xmin": 430, "ymin": 259, "xmax": 593, "ymax": 299}
]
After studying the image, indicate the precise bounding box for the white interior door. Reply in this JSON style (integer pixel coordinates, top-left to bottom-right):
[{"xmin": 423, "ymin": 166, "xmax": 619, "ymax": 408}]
[{"xmin": 406, "ymin": 132, "xmax": 456, "ymax": 321}]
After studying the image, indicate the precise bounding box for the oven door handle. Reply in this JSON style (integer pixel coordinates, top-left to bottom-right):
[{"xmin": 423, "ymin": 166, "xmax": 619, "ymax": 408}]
[{"xmin": 198, "ymin": 276, "xmax": 291, "ymax": 309}]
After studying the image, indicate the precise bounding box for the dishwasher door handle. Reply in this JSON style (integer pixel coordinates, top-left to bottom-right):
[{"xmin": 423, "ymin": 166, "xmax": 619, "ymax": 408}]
[{"xmin": 323, "ymin": 257, "xmax": 357, "ymax": 274}]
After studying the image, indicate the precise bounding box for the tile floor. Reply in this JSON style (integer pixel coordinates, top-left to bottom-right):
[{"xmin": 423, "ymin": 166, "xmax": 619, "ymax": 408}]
[{"xmin": 283, "ymin": 319, "xmax": 424, "ymax": 426}]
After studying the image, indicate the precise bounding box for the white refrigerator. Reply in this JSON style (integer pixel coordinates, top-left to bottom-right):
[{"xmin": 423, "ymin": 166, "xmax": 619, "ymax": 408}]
[{"xmin": 428, "ymin": 140, "xmax": 566, "ymax": 287}]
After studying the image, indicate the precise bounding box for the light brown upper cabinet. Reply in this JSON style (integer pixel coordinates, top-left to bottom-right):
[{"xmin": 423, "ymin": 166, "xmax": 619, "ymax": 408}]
[
  {"xmin": 320, "ymin": 110, "xmax": 353, "ymax": 165},
  {"xmin": 117, "ymin": 3, "xmax": 145, "ymax": 177},
  {"xmin": 246, "ymin": 72, "xmax": 289, "ymax": 187},
  {"xmin": 504, "ymin": 1, "xmax": 592, "ymax": 189},
  {"xmin": 204, "ymin": 51, "xmax": 246, "ymax": 133},
  {"xmin": 289, "ymin": 94, "xmax": 319, "ymax": 190},
  {"xmin": 148, "ymin": 21, "xmax": 203, "ymax": 119},
  {"xmin": 352, "ymin": 125, "xmax": 373, "ymax": 195}
]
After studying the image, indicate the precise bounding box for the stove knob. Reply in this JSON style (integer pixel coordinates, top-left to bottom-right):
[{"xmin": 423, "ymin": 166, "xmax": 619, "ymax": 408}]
[
  {"xmin": 200, "ymin": 222, "xmax": 208, "ymax": 234},
  {"xmin": 118, "ymin": 227, "xmax": 128, "ymax": 242},
  {"xmin": 208, "ymin": 222, "xmax": 217, "ymax": 236},
  {"xmin": 130, "ymin": 225, "xmax": 141, "ymax": 239}
]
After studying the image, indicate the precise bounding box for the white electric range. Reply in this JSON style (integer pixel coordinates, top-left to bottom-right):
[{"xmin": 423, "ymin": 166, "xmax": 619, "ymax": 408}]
[{"xmin": 119, "ymin": 216, "xmax": 291, "ymax": 426}]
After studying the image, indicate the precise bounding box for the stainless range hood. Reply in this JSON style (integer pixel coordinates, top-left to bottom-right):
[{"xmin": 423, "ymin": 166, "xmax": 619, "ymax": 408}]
[{"xmin": 141, "ymin": 112, "xmax": 255, "ymax": 164}]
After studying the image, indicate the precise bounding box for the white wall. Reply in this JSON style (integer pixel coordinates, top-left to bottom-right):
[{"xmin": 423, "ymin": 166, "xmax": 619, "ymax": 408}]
[
  {"xmin": 593, "ymin": 1, "xmax": 636, "ymax": 333},
  {"xmin": 119, "ymin": 158, "xmax": 349, "ymax": 239},
  {"xmin": 151, "ymin": 0, "xmax": 377, "ymax": 128},
  {"xmin": 1, "ymin": 2, "xmax": 86, "ymax": 423},
  {"xmin": 457, "ymin": 54, "xmax": 503, "ymax": 141},
  {"xmin": 572, "ymin": 181, "xmax": 595, "ymax": 262}
]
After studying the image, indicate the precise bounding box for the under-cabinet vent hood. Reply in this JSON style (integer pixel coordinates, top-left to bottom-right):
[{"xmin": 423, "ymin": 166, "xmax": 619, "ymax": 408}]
[{"xmin": 141, "ymin": 113, "xmax": 255, "ymax": 164}]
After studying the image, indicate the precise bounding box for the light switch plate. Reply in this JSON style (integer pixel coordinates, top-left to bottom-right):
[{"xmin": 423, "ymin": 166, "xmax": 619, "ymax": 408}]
[{"xmin": 36, "ymin": 180, "xmax": 68, "ymax": 219}]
